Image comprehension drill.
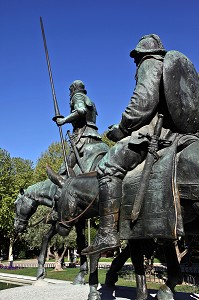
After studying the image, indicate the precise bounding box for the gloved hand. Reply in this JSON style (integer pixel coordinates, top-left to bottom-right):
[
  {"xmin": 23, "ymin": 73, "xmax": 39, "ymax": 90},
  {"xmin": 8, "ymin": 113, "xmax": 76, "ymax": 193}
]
[
  {"xmin": 107, "ymin": 124, "xmax": 126, "ymax": 142},
  {"xmin": 55, "ymin": 117, "xmax": 65, "ymax": 126}
]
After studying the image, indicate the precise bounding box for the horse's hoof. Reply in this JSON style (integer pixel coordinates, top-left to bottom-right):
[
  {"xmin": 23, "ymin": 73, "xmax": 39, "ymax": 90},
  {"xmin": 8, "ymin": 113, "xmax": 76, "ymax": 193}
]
[
  {"xmin": 136, "ymin": 295, "xmax": 148, "ymax": 300},
  {"xmin": 136, "ymin": 294, "xmax": 148, "ymax": 300},
  {"xmin": 135, "ymin": 274, "xmax": 148, "ymax": 300},
  {"xmin": 72, "ymin": 273, "xmax": 85, "ymax": 285},
  {"xmin": 156, "ymin": 284, "xmax": 174, "ymax": 300},
  {"xmin": 88, "ymin": 285, "xmax": 101, "ymax": 300},
  {"xmin": 36, "ymin": 267, "xmax": 46, "ymax": 280},
  {"xmin": 88, "ymin": 293, "xmax": 101, "ymax": 300}
]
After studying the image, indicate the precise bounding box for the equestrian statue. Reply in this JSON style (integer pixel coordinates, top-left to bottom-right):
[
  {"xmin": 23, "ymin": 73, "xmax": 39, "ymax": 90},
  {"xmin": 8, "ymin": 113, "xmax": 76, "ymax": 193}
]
[{"xmin": 14, "ymin": 28, "xmax": 199, "ymax": 300}]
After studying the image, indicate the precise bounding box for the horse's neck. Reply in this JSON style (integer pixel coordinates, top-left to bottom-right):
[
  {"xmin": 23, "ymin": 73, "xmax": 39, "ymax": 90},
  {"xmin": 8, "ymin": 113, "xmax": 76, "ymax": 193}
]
[
  {"xmin": 26, "ymin": 179, "xmax": 57, "ymax": 208},
  {"xmin": 72, "ymin": 175, "xmax": 99, "ymax": 210}
]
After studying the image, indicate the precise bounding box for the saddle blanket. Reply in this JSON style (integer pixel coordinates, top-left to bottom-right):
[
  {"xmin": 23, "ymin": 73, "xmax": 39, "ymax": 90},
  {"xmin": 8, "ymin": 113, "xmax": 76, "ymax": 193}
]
[{"xmin": 120, "ymin": 139, "xmax": 184, "ymax": 240}]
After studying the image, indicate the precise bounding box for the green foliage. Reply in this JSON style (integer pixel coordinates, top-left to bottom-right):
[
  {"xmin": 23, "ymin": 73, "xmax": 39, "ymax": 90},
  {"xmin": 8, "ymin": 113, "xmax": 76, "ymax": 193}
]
[
  {"xmin": 21, "ymin": 206, "xmax": 51, "ymax": 249},
  {"xmin": 21, "ymin": 140, "xmax": 77, "ymax": 253},
  {"xmin": 33, "ymin": 141, "xmax": 69, "ymax": 182},
  {"xmin": 0, "ymin": 149, "xmax": 12, "ymax": 197},
  {"xmin": 0, "ymin": 148, "xmax": 34, "ymax": 239},
  {"xmin": 1, "ymin": 266, "xmax": 199, "ymax": 293},
  {"xmin": 101, "ymin": 133, "xmax": 115, "ymax": 148},
  {"xmin": 21, "ymin": 206, "xmax": 77, "ymax": 251},
  {"xmin": 85, "ymin": 226, "xmax": 97, "ymax": 244},
  {"xmin": 10, "ymin": 157, "xmax": 34, "ymax": 199}
]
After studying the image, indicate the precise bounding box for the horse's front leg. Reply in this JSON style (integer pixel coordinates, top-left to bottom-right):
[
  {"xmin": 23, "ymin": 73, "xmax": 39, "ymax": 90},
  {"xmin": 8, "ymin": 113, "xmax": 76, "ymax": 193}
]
[
  {"xmin": 105, "ymin": 245, "xmax": 130, "ymax": 286},
  {"xmin": 88, "ymin": 253, "xmax": 101, "ymax": 300},
  {"xmin": 73, "ymin": 221, "xmax": 88, "ymax": 285},
  {"xmin": 128, "ymin": 239, "xmax": 148, "ymax": 300},
  {"xmin": 156, "ymin": 240, "xmax": 183, "ymax": 300},
  {"xmin": 37, "ymin": 224, "xmax": 57, "ymax": 280}
]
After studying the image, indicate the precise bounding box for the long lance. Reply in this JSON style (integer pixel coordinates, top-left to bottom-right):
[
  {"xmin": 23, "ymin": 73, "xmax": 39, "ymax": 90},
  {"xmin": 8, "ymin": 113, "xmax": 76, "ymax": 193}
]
[{"xmin": 40, "ymin": 17, "xmax": 70, "ymax": 177}]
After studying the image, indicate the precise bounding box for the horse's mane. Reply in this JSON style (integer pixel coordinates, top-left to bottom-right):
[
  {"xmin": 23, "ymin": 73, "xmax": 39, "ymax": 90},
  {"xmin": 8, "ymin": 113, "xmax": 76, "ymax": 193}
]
[{"xmin": 25, "ymin": 179, "xmax": 57, "ymax": 200}]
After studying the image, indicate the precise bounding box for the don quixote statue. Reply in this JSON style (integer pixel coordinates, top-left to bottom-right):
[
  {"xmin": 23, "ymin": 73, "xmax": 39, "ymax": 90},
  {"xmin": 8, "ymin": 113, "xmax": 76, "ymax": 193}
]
[{"xmin": 14, "ymin": 20, "xmax": 199, "ymax": 300}]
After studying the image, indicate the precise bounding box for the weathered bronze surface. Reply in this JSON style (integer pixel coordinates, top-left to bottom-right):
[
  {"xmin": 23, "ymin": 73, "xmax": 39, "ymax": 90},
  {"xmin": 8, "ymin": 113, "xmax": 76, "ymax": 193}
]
[
  {"xmin": 14, "ymin": 149, "xmax": 199, "ymax": 299},
  {"xmin": 14, "ymin": 32, "xmax": 199, "ymax": 300},
  {"xmin": 83, "ymin": 34, "xmax": 199, "ymax": 258},
  {"xmin": 163, "ymin": 50, "xmax": 199, "ymax": 133},
  {"xmin": 56, "ymin": 80, "xmax": 108, "ymax": 176}
]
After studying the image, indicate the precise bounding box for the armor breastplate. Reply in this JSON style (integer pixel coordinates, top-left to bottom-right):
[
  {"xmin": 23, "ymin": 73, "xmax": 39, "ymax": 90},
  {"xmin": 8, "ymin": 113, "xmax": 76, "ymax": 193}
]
[{"xmin": 71, "ymin": 93, "xmax": 98, "ymax": 130}]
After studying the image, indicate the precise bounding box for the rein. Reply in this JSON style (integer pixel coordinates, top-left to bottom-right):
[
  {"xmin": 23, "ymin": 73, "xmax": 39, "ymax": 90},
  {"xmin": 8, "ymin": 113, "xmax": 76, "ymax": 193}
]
[
  {"xmin": 59, "ymin": 192, "xmax": 98, "ymax": 227},
  {"xmin": 29, "ymin": 216, "xmax": 46, "ymax": 227},
  {"xmin": 16, "ymin": 194, "xmax": 53, "ymax": 227},
  {"xmin": 17, "ymin": 210, "xmax": 54, "ymax": 228}
]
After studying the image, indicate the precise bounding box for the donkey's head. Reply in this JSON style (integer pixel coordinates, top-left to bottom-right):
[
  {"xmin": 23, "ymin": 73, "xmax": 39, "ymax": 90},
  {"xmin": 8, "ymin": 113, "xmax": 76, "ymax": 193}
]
[
  {"xmin": 14, "ymin": 188, "xmax": 38, "ymax": 233},
  {"xmin": 46, "ymin": 166, "xmax": 99, "ymax": 226}
]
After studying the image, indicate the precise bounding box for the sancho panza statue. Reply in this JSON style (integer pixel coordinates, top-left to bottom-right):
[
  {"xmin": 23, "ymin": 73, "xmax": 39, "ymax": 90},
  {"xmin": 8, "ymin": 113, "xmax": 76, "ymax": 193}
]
[
  {"xmin": 56, "ymin": 80, "xmax": 108, "ymax": 176},
  {"xmin": 82, "ymin": 34, "xmax": 199, "ymax": 255}
]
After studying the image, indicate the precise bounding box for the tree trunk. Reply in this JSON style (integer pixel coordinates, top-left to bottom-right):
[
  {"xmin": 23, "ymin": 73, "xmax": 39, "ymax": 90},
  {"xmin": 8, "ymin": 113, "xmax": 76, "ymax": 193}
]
[
  {"xmin": 54, "ymin": 245, "xmax": 67, "ymax": 271},
  {"xmin": 8, "ymin": 237, "xmax": 14, "ymax": 260},
  {"xmin": 46, "ymin": 245, "xmax": 52, "ymax": 261},
  {"xmin": 54, "ymin": 251, "xmax": 62, "ymax": 271}
]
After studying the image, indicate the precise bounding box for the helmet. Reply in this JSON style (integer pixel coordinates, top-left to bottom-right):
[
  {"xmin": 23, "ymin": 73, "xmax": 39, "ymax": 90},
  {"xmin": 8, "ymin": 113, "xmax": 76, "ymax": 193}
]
[
  {"xmin": 69, "ymin": 80, "xmax": 87, "ymax": 97},
  {"xmin": 130, "ymin": 34, "xmax": 166, "ymax": 58}
]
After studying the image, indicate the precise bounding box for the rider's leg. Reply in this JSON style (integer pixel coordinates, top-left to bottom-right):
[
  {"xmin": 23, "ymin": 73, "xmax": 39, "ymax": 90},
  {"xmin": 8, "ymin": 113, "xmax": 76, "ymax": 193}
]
[
  {"xmin": 82, "ymin": 138, "xmax": 146, "ymax": 255},
  {"xmin": 82, "ymin": 176, "xmax": 122, "ymax": 255}
]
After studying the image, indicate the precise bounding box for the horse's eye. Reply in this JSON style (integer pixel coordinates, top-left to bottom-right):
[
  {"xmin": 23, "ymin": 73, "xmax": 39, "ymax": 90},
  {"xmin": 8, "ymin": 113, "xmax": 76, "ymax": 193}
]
[{"xmin": 20, "ymin": 188, "xmax": 24, "ymax": 195}]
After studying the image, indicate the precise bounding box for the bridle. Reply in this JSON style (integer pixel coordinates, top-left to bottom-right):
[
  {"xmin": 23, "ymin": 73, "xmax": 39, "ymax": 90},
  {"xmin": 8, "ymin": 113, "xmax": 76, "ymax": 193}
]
[
  {"xmin": 15, "ymin": 194, "xmax": 55, "ymax": 228},
  {"xmin": 15, "ymin": 194, "xmax": 38, "ymax": 225},
  {"xmin": 59, "ymin": 192, "xmax": 98, "ymax": 227}
]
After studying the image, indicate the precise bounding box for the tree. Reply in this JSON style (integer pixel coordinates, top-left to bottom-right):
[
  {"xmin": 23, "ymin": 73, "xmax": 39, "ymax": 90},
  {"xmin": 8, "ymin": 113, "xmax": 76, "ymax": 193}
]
[
  {"xmin": 0, "ymin": 148, "xmax": 34, "ymax": 256},
  {"xmin": 101, "ymin": 132, "xmax": 115, "ymax": 148},
  {"xmin": 0, "ymin": 149, "xmax": 34, "ymax": 237},
  {"xmin": 33, "ymin": 141, "xmax": 69, "ymax": 182},
  {"xmin": 0, "ymin": 149, "xmax": 12, "ymax": 200},
  {"xmin": 22, "ymin": 208, "xmax": 77, "ymax": 271},
  {"xmin": 21, "ymin": 141, "xmax": 73, "ymax": 269},
  {"xmin": 10, "ymin": 157, "xmax": 34, "ymax": 198}
]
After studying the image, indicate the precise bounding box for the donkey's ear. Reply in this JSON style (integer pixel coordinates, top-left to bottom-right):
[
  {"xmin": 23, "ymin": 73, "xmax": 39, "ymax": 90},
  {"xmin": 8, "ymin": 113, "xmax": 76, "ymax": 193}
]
[
  {"xmin": 20, "ymin": 188, "xmax": 24, "ymax": 195},
  {"xmin": 46, "ymin": 165, "xmax": 64, "ymax": 188}
]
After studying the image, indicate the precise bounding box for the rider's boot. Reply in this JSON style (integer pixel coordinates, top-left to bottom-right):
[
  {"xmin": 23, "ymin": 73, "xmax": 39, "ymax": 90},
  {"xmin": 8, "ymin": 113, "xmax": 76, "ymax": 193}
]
[{"xmin": 82, "ymin": 176, "xmax": 122, "ymax": 255}]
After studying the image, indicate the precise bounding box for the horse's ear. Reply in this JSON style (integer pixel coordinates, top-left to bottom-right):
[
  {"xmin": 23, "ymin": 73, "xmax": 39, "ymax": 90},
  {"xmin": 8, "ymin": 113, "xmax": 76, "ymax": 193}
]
[
  {"xmin": 46, "ymin": 165, "xmax": 64, "ymax": 188},
  {"xmin": 20, "ymin": 188, "xmax": 24, "ymax": 195}
]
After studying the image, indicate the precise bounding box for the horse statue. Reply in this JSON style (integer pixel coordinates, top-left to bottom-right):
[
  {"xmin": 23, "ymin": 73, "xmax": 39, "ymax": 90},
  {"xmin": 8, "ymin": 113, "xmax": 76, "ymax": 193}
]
[
  {"xmin": 15, "ymin": 142, "xmax": 199, "ymax": 300},
  {"xmin": 41, "ymin": 138, "xmax": 199, "ymax": 300},
  {"xmin": 14, "ymin": 174, "xmax": 134, "ymax": 287},
  {"xmin": 14, "ymin": 178, "xmax": 90, "ymax": 284}
]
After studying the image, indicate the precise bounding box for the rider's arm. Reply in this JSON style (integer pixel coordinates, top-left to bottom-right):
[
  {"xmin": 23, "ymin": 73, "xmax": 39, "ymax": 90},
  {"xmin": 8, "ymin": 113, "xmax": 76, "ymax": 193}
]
[
  {"xmin": 119, "ymin": 57, "xmax": 163, "ymax": 135},
  {"xmin": 56, "ymin": 93, "xmax": 87, "ymax": 125}
]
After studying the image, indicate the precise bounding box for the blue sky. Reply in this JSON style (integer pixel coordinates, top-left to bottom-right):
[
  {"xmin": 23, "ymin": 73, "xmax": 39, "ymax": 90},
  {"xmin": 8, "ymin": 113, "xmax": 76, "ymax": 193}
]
[{"xmin": 1, "ymin": 0, "xmax": 199, "ymax": 165}]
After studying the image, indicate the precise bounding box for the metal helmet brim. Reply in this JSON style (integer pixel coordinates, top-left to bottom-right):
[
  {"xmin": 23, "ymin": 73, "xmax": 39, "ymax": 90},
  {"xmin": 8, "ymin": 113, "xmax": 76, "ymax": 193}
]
[{"xmin": 130, "ymin": 34, "xmax": 167, "ymax": 58}]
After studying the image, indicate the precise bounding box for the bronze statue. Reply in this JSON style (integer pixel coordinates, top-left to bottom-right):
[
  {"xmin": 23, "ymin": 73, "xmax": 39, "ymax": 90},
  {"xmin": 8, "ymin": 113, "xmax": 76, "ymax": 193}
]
[
  {"xmin": 56, "ymin": 80, "xmax": 108, "ymax": 176},
  {"xmin": 82, "ymin": 34, "xmax": 199, "ymax": 256},
  {"xmin": 14, "ymin": 145, "xmax": 199, "ymax": 299},
  {"xmin": 14, "ymin": 25, "xmax": 199, "ymax": 299},
  {"xmin": 40, "ymin": 18, "xmax": 108, "ymax": 177}
]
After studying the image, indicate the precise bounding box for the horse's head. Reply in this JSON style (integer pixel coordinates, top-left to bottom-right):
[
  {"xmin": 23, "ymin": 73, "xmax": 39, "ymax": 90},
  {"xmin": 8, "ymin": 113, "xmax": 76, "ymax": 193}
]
[
  {"xmin": 14, "ymin": 188, "xmax": 38, "ymax": 233},
  {"xmin": 46, "ymin": 166, "xmax": 80, "ymax": 224},
  {"xmin": 46, "ymin": 166, "xmax": 99, "ymax": 226}
]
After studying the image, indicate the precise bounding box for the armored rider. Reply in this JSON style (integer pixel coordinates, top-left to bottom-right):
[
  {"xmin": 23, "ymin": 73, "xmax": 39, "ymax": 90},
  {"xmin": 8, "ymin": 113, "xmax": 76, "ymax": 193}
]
[
  {"xmin": 82, "ymin": 34, "xmax": 199, "ymax": 256},
  {"xmin": 56, "ymin": 80, "xmax": 108, "ymax": 175}
]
